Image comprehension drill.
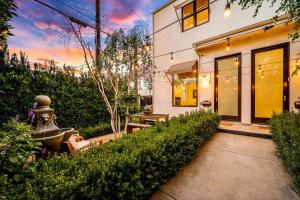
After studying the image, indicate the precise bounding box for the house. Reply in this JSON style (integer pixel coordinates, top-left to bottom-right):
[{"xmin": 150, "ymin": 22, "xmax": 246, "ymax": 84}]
[{"xmin": 152, "ymin": 0, "xmax": 300, "ymax": 124}]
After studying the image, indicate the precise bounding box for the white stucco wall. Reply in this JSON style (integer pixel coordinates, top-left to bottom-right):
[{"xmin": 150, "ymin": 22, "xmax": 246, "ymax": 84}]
[{"xmin": 152, "ymin": 0, "xmax": 300, "ymax": 123}]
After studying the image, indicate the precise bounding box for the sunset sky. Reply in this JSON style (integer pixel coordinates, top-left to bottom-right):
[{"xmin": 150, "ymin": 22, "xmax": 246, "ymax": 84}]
[{"xmin": 8, "ymin": 0, "xmax": 169, "ymax": 67}]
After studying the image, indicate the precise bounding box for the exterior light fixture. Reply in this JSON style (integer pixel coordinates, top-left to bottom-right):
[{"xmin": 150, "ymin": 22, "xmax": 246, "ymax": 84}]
[
  {"xmin": 217, "ymin": 73, "xmax": 220, "ymax": 78},
  {"xmin": 171, "ymin": 52, "xmax": 174, "ymax": 64},
  {"xmin": 226, "ymin": 38, "xmax": 230, "ymax": 51},
  {"xmin": 224, "ymin": 0, "xmax": 231, "ymax": 17},
  {"xmin": 235, "ymin": 57, "xmax": 239, "ymax": 65}
]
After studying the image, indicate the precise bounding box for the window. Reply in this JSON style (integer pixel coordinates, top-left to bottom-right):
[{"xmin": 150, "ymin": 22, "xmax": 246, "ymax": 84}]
[
  {"xmin": 182, "ymin": 0, "xmax": 209, "ymax": 31},
  {"xmin": 173, "ymin": 71, "xmax": 198, "ymax": 107}
]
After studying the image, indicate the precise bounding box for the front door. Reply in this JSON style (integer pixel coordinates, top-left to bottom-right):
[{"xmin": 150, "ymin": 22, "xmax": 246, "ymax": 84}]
[
  {"xmin": 215, "ymin": 54, "xmax": 241, "ymax": 121},
  {"xmin": 251, "ymin": 43, "xmax": 289, "ymax": 123}
]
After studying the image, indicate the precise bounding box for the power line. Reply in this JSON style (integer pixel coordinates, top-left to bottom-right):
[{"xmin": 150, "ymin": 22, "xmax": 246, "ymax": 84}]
[
  {"xmin": 31, "ymin": 0, "xmax": 110, "ymax": 35},
  {"xmin": 52, "ymin": 0, "xmax": 116, "ymax": 33},
  {"xmin": 117, "ymin": 0, "xmax": 152, "ymax": 30}
]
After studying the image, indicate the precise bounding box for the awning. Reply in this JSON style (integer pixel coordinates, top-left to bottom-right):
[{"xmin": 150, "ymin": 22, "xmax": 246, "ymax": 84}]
[{"xmin": 167, "ymin": 60, "xmax": 197, "ymax": 75}]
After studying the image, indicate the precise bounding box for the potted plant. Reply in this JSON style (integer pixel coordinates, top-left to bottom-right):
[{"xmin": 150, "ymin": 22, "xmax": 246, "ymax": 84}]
[{"xmin": 143, "ymin": 105, "xmax": 153, "ymax": 115}]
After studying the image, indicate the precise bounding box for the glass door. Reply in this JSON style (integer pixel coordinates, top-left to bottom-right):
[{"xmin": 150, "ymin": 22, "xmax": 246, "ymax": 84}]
[
  {"xmin": 251, "ymin": 43, "xmax": 289, "ymax": 123},
  {"xmin": 215, "ymin": 54, "xmax": 241, "ymax": 121}
]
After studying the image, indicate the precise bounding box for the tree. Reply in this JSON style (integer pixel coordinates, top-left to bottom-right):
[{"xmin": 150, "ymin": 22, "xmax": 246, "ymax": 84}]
[
  {"xmin": 232, "ymin": 0, "xmax": 300, "ymax": 74},
  {"xmin": 66, "ymin": 20, "xmax": 153, "ymax": 135},
  {"xmin": 0, "ymin": 0, "xmax": 17, "ymax": 56}
]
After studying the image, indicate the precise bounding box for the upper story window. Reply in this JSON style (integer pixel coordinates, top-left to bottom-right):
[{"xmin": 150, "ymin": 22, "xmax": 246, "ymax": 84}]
[{"xmin": 182, "ymin": 0, "xmax": 209, "ymax": 31}]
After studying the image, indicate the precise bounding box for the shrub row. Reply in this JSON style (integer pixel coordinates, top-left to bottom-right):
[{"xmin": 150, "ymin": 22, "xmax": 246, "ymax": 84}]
[
  {"xmin": 0, "ymin": 111, "xmax": 220, "ymax": 200},
  {"xmin": 270, "ymin": 112, "xmax": 300, "ymax": 194},
  {"xmin": 0, "ymin": 63, "xmax": 109, "ymax": 128},
  {"xmin": 79, "ymin": 123, "xmax": 113, "ymax": 139}
]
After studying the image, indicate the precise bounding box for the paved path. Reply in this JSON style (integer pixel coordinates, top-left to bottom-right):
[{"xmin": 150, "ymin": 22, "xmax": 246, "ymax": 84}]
[{"xmin": 151, "ymin": 133, "xmax": 299, "ymax": 200}]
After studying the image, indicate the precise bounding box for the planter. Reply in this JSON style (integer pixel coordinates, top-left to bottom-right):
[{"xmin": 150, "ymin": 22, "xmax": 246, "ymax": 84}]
[
  {"xmin": 143, "ymin": 110, "xmax": 153, "ymax": 115},
  {"xmin": 200, "ymin": 100, "xmax": 212, "ymax": 107},
  {"xmin": 295, "ymin": 101, "xmax": 300, "ymax": 109}
]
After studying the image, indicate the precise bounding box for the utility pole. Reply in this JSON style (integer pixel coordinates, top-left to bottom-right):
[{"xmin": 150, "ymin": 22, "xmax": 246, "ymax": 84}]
[{"xmin": 96, "ymin": 0, "xmax": 101, "ymax": 67}]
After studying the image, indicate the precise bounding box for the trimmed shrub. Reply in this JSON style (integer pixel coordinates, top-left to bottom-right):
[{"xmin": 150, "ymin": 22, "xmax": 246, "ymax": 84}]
[
  {"xmin": 79, "ymin": 123, "xmax": 113, "ymax": 139},
  {"xmin": 0, "ymin": 111, "xmax": 220, "ymax": 200},
  {"xmin": 270, "ymin": 112, "xmax": 300, "ymax": 194},
  {"xmin": 0, "ymin": 64, "xmax": 109, "ymax": 128}
]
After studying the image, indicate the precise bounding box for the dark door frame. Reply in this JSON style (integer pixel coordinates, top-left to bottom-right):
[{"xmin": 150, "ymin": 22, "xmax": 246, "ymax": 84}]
[
  {"xmin": 251, "ymin": 42, "xmax": 290, "ymax": 123},
  {"xmin": 214, "ymin": 53, "xmax": 242, "ymax": 121}
]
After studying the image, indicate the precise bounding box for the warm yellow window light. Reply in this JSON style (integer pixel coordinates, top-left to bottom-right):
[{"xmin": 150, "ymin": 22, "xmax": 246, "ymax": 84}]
[{"xmin": 173, "ymin": 71, "xmax": 197, "ymax": 106}]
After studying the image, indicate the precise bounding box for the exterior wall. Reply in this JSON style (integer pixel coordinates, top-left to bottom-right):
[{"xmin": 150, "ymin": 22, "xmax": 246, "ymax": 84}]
[{"xmin": 152, "ymin": 0, "xmax": 300, "ymax": 123}]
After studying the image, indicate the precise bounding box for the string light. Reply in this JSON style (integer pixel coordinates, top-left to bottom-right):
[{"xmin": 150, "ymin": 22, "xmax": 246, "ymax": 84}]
[
  {"xmin": 224, "ymin": 0, "xmax": 231, "ymax": 17},
  {"xmin": 258, "ymin": 65, "xmax": 262, "ymax": 73},
  {"xmin": 171, "ymin": 52, "xmax": 174, "ymax": 64},
  {"xmin": 235, "ymin": 57, "xmax": 239, "ymax": 65},
  {"xmin": 226, "ymin": 38, "xmax": 230, "ymax": 51},
  {"xmin": 217, "ymin": 73, "xmax": 220, "ymax": 78},
  {"xmin": 261, "ymin": 71, "xmax": 265, "ymax": 79},
  {"xmin": 225, "ymin": 76, "xmax": 230, "ymax": 83},
  {"xmin": 145, "ymin": 36, "xmax": 151, "ymax": 52}
]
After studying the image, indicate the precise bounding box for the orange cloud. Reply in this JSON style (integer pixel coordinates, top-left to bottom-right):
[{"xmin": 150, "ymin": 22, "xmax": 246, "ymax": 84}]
[{"xmin": 9, "ymin": 46, "xmax": 92, "ymax": 67}]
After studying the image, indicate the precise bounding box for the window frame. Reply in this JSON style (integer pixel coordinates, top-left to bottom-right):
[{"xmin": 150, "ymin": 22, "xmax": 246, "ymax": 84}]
[
  {"xmin": 172, "ymin": 63, "xmax": 199, "ymax": 107},
  {"xmin": 181, "ymin": 0, "xmax": 210, "ymax": 32}
]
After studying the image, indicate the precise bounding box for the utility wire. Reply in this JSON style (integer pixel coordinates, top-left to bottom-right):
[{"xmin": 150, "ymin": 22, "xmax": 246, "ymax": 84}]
[
  {"xmin": 117, "ymin": 0, "xmax": 152, "ymax": 30},
  {"xmin": 31, "ymin": 0, "xmax": 110, "ymax": 35},
  {"xmin": 53, "ymin": 0, "xmax": 116, "ymax": 33}
]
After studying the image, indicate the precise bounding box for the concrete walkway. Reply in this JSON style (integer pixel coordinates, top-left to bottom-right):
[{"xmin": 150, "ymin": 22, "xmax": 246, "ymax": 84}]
[{"xmin": 151, "ymin": 133, "xmax": 299, "ymax": 200}]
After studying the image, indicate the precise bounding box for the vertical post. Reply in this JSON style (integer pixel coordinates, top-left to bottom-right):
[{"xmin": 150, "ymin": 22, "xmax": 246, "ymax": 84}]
[{"xmin": 96, "ymin": 0, "xmax": 101, "ymax": 67}]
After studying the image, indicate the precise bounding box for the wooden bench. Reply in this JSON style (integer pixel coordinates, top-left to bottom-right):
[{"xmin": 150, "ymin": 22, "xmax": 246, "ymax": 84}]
[{"xmin": 127, "ymin": 123, "xmax": 152, "ymax": 133}]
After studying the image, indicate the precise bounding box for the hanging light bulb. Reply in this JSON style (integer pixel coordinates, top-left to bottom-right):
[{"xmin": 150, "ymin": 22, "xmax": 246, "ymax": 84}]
[
  {"xmin": 235, "ymin": 57, "xmax": 239, "ymax": 65},
  {"xmin": 145, "ymin": 36, "xmax": 151, "ymax": 52},
  {"xmin": 171, "ymin": 52, "xmax": 174, "ymax": 64},
  {"xmin": 258, "ymin": 65, "xmax": 262, "ymax": 73},
  {"xmin": 225, "ymin": 76, "xmax": 230, "ymax": 83},
  {"xmin": 224, "ymin": 0, "xmax": 231, "ymax": 17},
  {"xmin": 261, "ymin": 71, "xmax": 265, "ymax": 79},
  {"xmin": 217, "ymin": 73, "xmax": 220, "ymax": 79},
  {"xmin": 192, "ymin": 65, "xmax": 197, "ymax": 73},
  {"xmin": 226, "ymin": 38, "xmax": 230, "ymax": 51}
]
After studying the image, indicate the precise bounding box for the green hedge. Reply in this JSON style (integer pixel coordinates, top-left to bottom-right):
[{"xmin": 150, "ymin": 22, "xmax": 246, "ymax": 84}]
[
  {"xmin": 0, "ymin": 65, "xmax": 109, "ymax": 128},
  {"xmin": 79, "ymin": 123, "xmax": 113, "ymax": 139},
  {"xmin": 270, "ymin": 112, "xmax": 300, "ymax": 193},
  {"xmin": 0, "ymin": 111, "xmax": 220, "ymax": 200}
]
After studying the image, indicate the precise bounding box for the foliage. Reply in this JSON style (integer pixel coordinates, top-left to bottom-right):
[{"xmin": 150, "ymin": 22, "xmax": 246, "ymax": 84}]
[
  {"xmin": 68, "ymin": 21, "xmax": 154, "ymax": 134},
  {"xmin": 0, "ymin": 111, "xmax": 220, "ymax": 199},
  {"xmin": 79, "ymin": 123, "xmax": 113, "ymax": 139},
  {"xmin": 0, "ymin": 52, "xmax": 110, "ymax": 128},
  {"xmin": 270, "ymin": 112, "xmax": 300, "ymax": 193},
  {"xmin": 0, "ymin": 0, "xmax": 16, "ymax": 53},
  {"xmin": 232, "ymin": 0, "xmax": 300, "ymax": 41},
  {"xmin": 0, "ymin": 119, "xmax": 41, "ymax": 183}
]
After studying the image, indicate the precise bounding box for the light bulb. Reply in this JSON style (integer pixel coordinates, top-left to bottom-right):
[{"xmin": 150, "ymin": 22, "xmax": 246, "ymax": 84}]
[
  {"xmin": 226, "ymin": 38, "xmax": 230, "ymax": 51},
  {"xmin": 226, "ymin": 45, "xmax": 230, "ymax": 51},
  {"xmin": 235, "ymin": 58, "xmax": 239, "ymax": 65},
  {"xmin": 226, "ymin": 76, "xmax": 230, "ymax": 83},
  {"xmin": 224, "ymin": 2, "xmax": 231, "ymax": 17},
  {"xmin": 171, "ymin": 53, "xmax": 174, "ymax": 64},
  {"xmin": 261, "ymin": 71, "xmax": 265, "ymax": 79},
  {"xmin": 258, "ymin": 66, "xmax": 262, "ymax": 73}
]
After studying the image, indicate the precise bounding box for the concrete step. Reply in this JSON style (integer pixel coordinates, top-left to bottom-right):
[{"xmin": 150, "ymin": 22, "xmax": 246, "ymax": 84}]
[{"xmin": 218, "ymin": 121, "xmax": 272, "ymax": 139}]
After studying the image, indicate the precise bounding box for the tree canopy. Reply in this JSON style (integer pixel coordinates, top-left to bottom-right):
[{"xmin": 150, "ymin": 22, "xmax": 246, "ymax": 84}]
[
  {"xmin": 0, "ymin": 0, "xmax": 17, "ymax": 52},
  {"xmin": 233, "ymin": 0, "xmax": 300, "ymax": 40}
]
